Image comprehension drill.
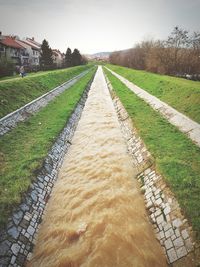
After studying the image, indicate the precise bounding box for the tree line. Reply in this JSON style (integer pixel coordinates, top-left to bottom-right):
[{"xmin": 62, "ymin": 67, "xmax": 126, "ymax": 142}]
[
  {"xmin": 109, "ymin": 27, "xmax": 200, "ymax": 79},
  {"xmin": 40, "ymin": 39, "xmax": 87, "ymax": 70}
]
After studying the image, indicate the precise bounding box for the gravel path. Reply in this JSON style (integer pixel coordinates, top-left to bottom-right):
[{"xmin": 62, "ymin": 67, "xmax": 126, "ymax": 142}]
[{"xmin": 106, "ymin": 67, "xmax": 200, "ymax": 147}]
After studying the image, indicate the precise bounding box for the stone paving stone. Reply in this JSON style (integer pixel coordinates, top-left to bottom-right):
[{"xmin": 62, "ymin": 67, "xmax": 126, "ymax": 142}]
[
  {"xmin": 163, "ymin": 223, "xmax": 171, "ymax": 232},
  {"xmin": 145, "ymin": 192, "xmax": 153, "ymax": 199},
  {"xmin": 166, "ymin": 215, "xmax": 170, "ymax": 222},
  {"xmin": 144, "ymin": 169, "xmax": 151, "ymax": 175},
  {"xmin": 164, "ymin": 206, "xmax": 171, "ymax": 216},
  {"xmin": 154, "ymin": 188, "xmax": 161, "ymax": 195},
  {"xmin": 20, "ymin": 219, "xmax": 29, "ymax": 229},
  {"xmin": 16, "ymin": 253, "xmax": 26, "ymax": 266},
  {"xmin": 146, "ymin": 201, "xmax": 153, "ymax": 209},
  {"xmin": 8, "ymin": 226, "xmax": 19, "ymax": 239},
  {"xmin": 181, "ymin": 229, "xmax": 189, "ymax": 240},
  {"xmin": 175, "ymin": 229, "xmax": 181, "ymax": 237},
  {"xmin": 155, "ymin": 198, "xmax": 162, "ymax": 206},
  {"xmin": 152, "ymin": 176, "xmax": 157, "ymax": 181},
  {"xmin": 24, "ymin": 213, "xmax": 31, "ymax": 221},
  {"xmin": 171, "ymin": 234, "xmax": 176, "ymax": 241},
  {"xmin": 173, "ymin": 237, "xmax": 184, "ymax": 249},
  {"xmin": 11, "ymin": 243, "xmax": 20, "ymax": 256},
  {"xmin": 167, "ymin": 248, "xmax": 178, "ymax": 263},
  {"xmin": 172, "ymin": 219, "xmax": 182, "ymax": 228},
  {"xmin": 185, "ymin": 238, "xmax": 193, "ymax": 252},
  {"xmin": 30, "ymin": 221, "xmax": 35, "ymax": 227},
  {"xmin": 164, "ymin": 238, "xmax": 173, "ymax": 250},
  {"xmin": 159, "ymin": 231, "xmax": 165, "ymax": 239},
  {"xmin": 150, "ymin": 215, "xmax": 156, "ymax": 223},
  {"xmin": 154, "ymin": 209, "xmax": 161, "ymax": 218},
  {"xmin": 156, "ymin": 214, "xmax": 164, "ymax": 225},
  {"xmin": 149, "ymin": 171, "xmax": 155, "ymax": 176},
  {"xmin": 27, "ymin": 252, "xmax": 33, "ymax": 261},
  {"xmin": 176, "ymin": 246, "xmax": 187, "ymax": 259},
  {"xmin": 151, "ymin": 186, "xmax": 156, "ymax": 192},
  {"xmin": 13, "ymin": 211, "xmax": 23, "ymax": 225},
  {"xmin": 149, "ymin": 181, "xmax": 154, "ymax": 187},
  {"xmin": 158, "ymin": 224, "xmax": 163, "ymax": 231},
  {"xmin": 165, "ymin": 229, "xmax": 173, "ymax": 239},
  {"xmin": 161, "ymin": 202, "xmax": 166, "ymax": 208},
  {"xmin": 11, "ymin": 255, "xmax": 16, "ymax": 264}
]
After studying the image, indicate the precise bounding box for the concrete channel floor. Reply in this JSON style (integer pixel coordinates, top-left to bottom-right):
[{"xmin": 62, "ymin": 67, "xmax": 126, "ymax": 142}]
[
  {"xmin": 106, "ymin": 67, "xmax": 200, "ymax": 148},
  {"xmin": 28, "ymin": 67, "xmax": 167, "ymax": 267}
]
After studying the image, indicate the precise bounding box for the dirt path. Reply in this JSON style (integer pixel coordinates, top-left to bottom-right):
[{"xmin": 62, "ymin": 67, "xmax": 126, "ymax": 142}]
[
  {"xmin": 106, "ymin": 67, "xmax": 200, "ymax": 148},
  {"xmin": 28, "ymin": 67, "xmax": 167, "ymax": 267}
]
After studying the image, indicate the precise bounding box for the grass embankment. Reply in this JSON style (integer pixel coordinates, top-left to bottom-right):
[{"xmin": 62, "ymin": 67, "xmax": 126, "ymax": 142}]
[
  {"xmin": 106, "ymin": 64, "xmax": 200, "ymax": 124},
  {"xmin": 0, "ymin": 67, "xmax": 96, "ymax": 227},
  {"xmin": 0, "ymin": 65, "xmax": 91, "ymax": 118},
  {"xmin": 104, "ymin": 68, "xmax": 200, "ymax": 238}
]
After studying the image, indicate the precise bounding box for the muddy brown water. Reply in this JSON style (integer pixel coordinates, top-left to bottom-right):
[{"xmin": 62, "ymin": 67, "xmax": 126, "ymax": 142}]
[{"xmin": 28, "ymin": 67, "xmax": 167, "ymax": 267}]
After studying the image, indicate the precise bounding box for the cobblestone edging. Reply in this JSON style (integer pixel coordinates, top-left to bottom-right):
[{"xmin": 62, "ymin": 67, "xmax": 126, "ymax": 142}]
[
  {"xmin": 0, "ymin": 68, "xmax": 91, "ymax": 136},
  {"xmin": 0, "ymin": 71, "xmax": 96, "ymax": 267},
  {"xmin": 105, "ymin": 76, "xmax": 196, "ymax": 266}
]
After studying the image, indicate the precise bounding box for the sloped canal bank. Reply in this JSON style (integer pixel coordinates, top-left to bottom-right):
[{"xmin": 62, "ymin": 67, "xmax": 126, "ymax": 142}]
[
  {"xmin": 0, "ymin": 69, "xmax": 96, "ymax": 267},
  {"xmin": 28, "ymin": 67, "xmax": 167, "ymax": 267}
]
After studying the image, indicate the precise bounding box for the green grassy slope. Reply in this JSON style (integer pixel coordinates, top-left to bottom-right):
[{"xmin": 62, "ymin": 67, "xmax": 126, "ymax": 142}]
[
  {"xmin": 0, "ymin": 67, "xmax": 96, "ymax": 227},
  {"xmin": 104, "ymin": 68, "xmax": 200, "ymax": 238},
  {"xmin": 0, "ymin": 65, "xmax": 91, "ymax": 118},
  {"xmin": 106, "ymin": 64, "xmax": 200, "ymax": 124}
]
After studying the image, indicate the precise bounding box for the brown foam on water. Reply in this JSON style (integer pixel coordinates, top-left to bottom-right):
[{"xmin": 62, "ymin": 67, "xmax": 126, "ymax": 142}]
[{"xmin": 29, "ymin": 67, "xmax": 167, "ymax": 267}]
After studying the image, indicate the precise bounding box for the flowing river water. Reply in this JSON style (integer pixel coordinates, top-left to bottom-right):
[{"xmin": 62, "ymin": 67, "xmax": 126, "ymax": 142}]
[{"xmin": 29, "ymin": 67, "xmax": 167, "ymax": 267}]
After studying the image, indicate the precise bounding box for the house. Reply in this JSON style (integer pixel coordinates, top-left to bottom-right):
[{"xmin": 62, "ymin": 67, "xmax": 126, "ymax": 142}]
[
  {"xmin": 52, "ymin": 49, "xmax": 64, "ymax": 68},
  {"xmin": 22, "ymin": 37, "xmax": 41, "ymax": 66},
  {"xmin": 0, "ymin": 32, "xmax": 26, "ymax": 66},
  {"xmin": 0, "ymin": 32, "xmax": 65, "ymax": 71}
]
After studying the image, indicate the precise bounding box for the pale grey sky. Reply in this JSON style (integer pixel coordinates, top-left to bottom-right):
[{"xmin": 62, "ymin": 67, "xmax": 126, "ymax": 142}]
[{"xmin": 0, "ymin": 0, "xmax": 199, "ymax": 54}]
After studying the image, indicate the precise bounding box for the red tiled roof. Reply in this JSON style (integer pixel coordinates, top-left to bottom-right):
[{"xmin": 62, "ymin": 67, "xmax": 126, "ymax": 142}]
[
  {"xmin": 15, "ymin": 40, "xmax": 29, "ymax": 49},
  {"xmin": 23, "ymin": 39, "xmax": 40, "ymax": 50},
  {"xmin": 26, "ymin": 37, "xmax": 41, "ymax": 47},
  {"xmin": 0, "ymin": 36, "xmax": 24, "ymax": 49}
]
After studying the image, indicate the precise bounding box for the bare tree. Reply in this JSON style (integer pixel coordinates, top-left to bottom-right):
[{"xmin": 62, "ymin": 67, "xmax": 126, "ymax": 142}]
[
  {"xmin": 166, "ymin": 26, "xmax": 189, "ymax": 74},
  {"xmin": 109, "ymin": 26, "xmax": 200, "ymax": 79}
]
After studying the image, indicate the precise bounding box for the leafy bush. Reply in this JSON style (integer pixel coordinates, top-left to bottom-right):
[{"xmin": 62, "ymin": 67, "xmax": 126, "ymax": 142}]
[{"xmin": 0, "ymin": 56, "xmax": 15, "ymax": 77}]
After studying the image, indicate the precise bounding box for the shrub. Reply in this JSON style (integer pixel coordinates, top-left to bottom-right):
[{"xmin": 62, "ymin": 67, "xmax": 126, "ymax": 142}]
[{"xmin": 0, "ymin": 56, "xmax": 15, "ymax": 77}]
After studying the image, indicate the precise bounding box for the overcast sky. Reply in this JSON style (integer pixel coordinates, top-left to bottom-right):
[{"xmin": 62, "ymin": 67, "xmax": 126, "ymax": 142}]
[{"xmin": 0, "ymin": 0, "xmax": 200, "ymax": 54}]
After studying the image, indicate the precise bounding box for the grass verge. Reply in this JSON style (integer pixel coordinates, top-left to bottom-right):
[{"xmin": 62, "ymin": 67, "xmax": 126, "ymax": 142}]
[
  {"xmin": 104, "ymin": 68, "xmax": 200, "ymax": 238},
  {"xmin": 106, "ymin": 64, "xmax": 200, "ymax": 124},
  {"xmin": 0, "ymin": 65, "xmax": 91, "ymax": 118},
  {"xmin": 0, "ymin": 67, "xmax": 96, "ymax": 227}
]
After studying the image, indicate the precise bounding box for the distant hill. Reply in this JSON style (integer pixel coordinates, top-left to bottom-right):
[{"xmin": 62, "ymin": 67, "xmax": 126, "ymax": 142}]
[{"xmin": 86, "ymin": 52, "xmax": 111, "ymax": 60}]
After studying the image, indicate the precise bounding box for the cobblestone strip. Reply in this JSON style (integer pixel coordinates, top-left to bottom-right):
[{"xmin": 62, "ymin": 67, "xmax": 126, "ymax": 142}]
[
  {"xmin": 137, "ymin": 169, "xmax": 194, "ymax": 264},
  {"xmin": 0, "ymin": 71, "xmax": 96, "ymax": 267},
  {"xmin": 105, "ymin": 67, "xmax": 200, "ymax": 148},
  {"xmin": 105, "ymin": 75, "xmax": 196, "ymax": 266},
  {"xmin": 0, "ymin": 68, "xmax": 91, "ymax": 136}
]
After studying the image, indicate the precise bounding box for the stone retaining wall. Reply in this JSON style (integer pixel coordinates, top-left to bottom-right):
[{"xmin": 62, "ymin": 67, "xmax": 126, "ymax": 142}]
[
  {"xmin": 0, "ymin": 69, "xmax": 91, "ymax": 136},
  {"xmin": 0, "ymin": 70, "xmax": 96, "ymax": 267}
]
